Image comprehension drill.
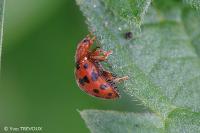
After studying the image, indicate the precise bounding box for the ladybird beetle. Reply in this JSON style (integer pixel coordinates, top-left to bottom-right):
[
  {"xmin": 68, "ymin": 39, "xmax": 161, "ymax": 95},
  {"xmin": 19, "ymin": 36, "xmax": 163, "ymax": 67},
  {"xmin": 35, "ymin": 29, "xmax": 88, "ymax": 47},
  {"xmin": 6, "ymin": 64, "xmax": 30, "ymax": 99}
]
[{"xmin": 75, "ymin": 34, "xmax": 128, "ymax": 99}]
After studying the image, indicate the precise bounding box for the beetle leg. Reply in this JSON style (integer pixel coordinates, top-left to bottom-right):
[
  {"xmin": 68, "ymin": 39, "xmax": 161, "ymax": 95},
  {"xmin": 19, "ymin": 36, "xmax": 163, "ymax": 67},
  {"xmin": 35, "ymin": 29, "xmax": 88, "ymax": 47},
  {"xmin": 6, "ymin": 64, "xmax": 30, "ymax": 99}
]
[
  {"xmin": 102, "ymin": 70, "xmax": 116, "ymax": 79},
  {"xmin": 113, "ymin": 76, "xmax": 129, "ymax": 83},
  {"xmin": 90, "ymin": 49, "xmax": 113, "ymax": 61},
  {"xmin": 103, "ymin": 70, "xmax": 128, "ymax": 83}
]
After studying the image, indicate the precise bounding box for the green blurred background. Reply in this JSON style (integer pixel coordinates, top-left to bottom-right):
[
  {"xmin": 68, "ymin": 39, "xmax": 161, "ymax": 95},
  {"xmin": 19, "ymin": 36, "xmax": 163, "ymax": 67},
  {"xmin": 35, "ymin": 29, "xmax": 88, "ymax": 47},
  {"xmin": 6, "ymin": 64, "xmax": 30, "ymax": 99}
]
[{"xmin": 0, "ymin": 0, "xmax": 144, "ymax": 132}]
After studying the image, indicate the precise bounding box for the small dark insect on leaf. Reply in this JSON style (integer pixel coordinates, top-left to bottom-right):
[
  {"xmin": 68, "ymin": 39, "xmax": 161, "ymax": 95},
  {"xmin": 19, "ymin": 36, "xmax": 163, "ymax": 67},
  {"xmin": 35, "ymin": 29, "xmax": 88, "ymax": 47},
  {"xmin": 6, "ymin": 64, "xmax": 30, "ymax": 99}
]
[{"xmin": 124, "ymin": 32, "xmax": 133, "ymax": 39}]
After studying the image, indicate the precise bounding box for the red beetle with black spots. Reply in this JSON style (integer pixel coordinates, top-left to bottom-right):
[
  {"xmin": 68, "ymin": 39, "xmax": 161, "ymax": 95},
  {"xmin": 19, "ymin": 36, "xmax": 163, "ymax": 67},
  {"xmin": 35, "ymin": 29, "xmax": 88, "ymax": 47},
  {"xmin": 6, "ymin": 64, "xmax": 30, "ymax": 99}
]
[{"xmin": 75, "ymin": 34, "xmax": 128, "ymax": 99}]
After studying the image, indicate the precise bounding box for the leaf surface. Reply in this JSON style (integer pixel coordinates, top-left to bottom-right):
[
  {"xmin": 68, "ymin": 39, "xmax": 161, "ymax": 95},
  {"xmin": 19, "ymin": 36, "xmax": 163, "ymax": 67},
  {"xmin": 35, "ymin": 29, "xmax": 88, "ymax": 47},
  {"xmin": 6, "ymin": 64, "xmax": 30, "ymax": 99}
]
[
  {"xmin": 76, "ymin": 0, "xmax": 200, "ymax": 132},
  {"xmin": 183, "ymin": 0, "xmax": 200, "ymax": 9},
  {"xmin": 80, "ymin": 110, "xmax": 164, "ymax": 133}
]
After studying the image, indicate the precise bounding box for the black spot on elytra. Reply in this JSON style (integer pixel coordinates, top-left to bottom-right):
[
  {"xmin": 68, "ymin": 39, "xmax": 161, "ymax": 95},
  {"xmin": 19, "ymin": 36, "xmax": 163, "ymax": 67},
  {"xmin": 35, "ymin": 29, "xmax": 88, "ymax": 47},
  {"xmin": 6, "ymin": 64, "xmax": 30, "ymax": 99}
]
[
  {"xmin": 108, "ymin": 93, "xmax": 113, "ymax": 96},
  {"xmin": 100, "ymin": 84, "xmax": 108, "ymax": 90},
  {"xmin": 76, "ymin": 62, "xmax": 80, "ymax": 70},
  {"xmin": 93, "ymin": 89, "xmax": 99, "ymax": 93},
  {"xmin": 124, "ymin": 32, "xmax": 133, "ymax": 39},
  {"xmin": 91, "ymin": 71, "xmax": 99, "ymax": 81},
  {"xmin": 79, "ymin": 76, "xmax": 90, "ymax": 86},
  {"xmin": 83, "ymin": 63, "xmax": 88, "ymax": 69}
]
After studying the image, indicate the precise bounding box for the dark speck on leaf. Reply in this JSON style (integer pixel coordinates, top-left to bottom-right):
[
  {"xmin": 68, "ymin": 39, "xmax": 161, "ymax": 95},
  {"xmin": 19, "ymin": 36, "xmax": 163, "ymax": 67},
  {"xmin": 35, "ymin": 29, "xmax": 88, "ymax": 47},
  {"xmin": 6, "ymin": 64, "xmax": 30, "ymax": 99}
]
[
  {"xmin": 124, "ymin": 32, "xmax": 133, "ymax": 39},
  {"xmin": 135, "ymin": 124, "xmax": 139, "ymax": 127}
]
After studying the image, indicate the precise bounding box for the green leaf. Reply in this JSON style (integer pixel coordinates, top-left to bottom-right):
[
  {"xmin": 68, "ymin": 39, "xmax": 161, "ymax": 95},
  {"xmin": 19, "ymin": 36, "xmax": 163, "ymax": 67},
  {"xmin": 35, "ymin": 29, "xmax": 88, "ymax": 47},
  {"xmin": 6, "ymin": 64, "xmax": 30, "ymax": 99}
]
[
  {"xmin": 183, "ymin": 0, "xmax": 200, "ymax": 9},
  {"xmin": 80, "ymin": 110, "xmax": 164, "ymax": 133},
  {"xmin": 0, "ymin": 0, "xmax": 5, "ymax": 70},
  {"xmin": 182, "ymin": 7, "xmax": 200, "ymax": 56},
  {"xmin": 102, "ymin": 0, "xmax": 151, "ymax": 26},
  {"xmin": 80, "ymin": 109, "xmax": 200, "ymax": 133},
  {"xmin": 76, "ymin": 0, "xmax": 200, "ymax": 132},
  {"xmin": 165, "ymin": 109, "xmax": 200, "ymax": 133}
]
